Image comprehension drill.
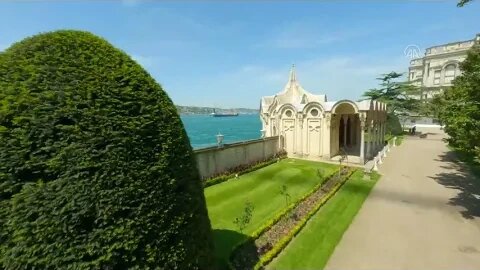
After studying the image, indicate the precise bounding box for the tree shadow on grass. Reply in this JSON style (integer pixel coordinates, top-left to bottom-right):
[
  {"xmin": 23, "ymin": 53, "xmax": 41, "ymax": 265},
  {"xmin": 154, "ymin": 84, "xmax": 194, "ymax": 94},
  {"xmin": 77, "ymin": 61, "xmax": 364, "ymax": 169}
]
[
  {"xmin": 429, "ymin": 150, "xmax": 480, "ymax": 220},
  {"xmin": 212, "ymin": 229, "xmax": 259, "ymax": 270}
]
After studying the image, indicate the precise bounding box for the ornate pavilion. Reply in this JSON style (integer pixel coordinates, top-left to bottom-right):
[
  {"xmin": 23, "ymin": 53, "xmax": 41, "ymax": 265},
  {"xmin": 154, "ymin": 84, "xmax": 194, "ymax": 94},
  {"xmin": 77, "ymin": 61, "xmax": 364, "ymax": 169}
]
[{"xmin": 260, "ymin": 65, "xmax": 387, "ymax": 164}]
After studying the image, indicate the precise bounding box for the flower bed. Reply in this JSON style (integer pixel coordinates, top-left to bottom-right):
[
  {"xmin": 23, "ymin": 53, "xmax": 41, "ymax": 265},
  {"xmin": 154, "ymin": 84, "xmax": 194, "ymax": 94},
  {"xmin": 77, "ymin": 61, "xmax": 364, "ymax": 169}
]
[
  {"xmin": 203, "ymin": 150, "xmax": 287, "ymax": 187},
  {"xmin": 229, "ymin": 167, "xmax": 356, "ymax": 270}
]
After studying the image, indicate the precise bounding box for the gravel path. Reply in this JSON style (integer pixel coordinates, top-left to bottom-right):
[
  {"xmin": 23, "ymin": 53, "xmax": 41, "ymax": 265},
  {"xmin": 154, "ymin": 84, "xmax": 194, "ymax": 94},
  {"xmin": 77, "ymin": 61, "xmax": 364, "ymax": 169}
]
[{"xmin": 325, "ymin": 129, "xmax": 480, "ymax": 270}]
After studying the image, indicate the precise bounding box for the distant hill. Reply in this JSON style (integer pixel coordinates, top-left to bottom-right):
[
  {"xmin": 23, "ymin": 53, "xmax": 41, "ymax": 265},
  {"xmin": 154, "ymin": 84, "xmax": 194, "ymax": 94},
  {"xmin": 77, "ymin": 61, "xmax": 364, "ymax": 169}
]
[{"xmin": 176, "ymin": 105, "xmax": 259, "ymax": 115}]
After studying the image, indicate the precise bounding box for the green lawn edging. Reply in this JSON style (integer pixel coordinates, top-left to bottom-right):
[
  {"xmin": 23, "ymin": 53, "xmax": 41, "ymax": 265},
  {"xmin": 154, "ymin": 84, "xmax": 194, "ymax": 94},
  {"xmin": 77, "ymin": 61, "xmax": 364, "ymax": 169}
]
[
  {"xmin": 225, "ymin": 169, "xmax": 339, "ymax": 257},
  {"xmin": 386, "ymin": 134, "xmax": 404, "ymax": 146},
  {"xmin": 227, "ymin": 168, "xmax": 356, "ymax": 270},
  {"xmin": 253, "ymin": 169, "xmax": 356, "ymax": 269},
  {"xmin": 206, "ymin": 159, "xmax": 339, "ymax": 269},
  {"xmin": 270, "ymin": 171, "xmax": 380, "ymax": 269}
]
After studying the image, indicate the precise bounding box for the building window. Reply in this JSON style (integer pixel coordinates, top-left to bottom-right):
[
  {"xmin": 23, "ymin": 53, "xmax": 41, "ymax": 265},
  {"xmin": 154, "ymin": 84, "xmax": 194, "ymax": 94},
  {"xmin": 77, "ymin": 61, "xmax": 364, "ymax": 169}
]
[
  {"xmin": 444, "ymin": 64, "xmax": 456, "ymax": 84},
  {"xmin": 285, "ymin": 110, "xmax": 293, "ymax": 117},
  {"xmin": 410, "ymin": 72, "xmax": 415, "ymax": 80},
  {"xmin": 310, "ymin": 109, "xmax": 319, "ymax": 117},
  {"xmin": 433, "ymin": 70, "xmax": 441, "ymax": 85}
]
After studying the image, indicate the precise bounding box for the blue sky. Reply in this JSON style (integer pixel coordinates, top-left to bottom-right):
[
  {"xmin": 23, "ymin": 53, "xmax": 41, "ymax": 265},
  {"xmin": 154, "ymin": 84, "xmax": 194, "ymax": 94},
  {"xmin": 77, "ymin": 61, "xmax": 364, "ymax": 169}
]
[{"xmin": 0, "ymin": 1, "xmax": 479, "ymax": 108}]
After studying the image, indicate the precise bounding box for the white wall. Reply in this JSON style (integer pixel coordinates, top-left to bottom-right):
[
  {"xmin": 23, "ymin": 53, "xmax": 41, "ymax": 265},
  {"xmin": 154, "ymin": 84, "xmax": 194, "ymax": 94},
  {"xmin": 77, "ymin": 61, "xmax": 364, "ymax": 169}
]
[{"xmin": 194, "ymin": 136, "xmax": 280, "ymax": 179}]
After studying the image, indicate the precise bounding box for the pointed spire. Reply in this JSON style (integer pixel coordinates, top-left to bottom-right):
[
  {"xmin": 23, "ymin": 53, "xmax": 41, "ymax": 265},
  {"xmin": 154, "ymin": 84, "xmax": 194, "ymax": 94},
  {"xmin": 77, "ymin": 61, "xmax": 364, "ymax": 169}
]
[{"xmin": 289, "ymin": 64, "xmax": 296, "ymax": 83}]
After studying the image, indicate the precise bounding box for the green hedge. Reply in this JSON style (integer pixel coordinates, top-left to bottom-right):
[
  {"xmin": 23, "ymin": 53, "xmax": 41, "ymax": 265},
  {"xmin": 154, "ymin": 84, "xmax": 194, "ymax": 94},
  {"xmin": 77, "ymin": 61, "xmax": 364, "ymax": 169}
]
[
  {"xmin": 0, "ymin": 30, "xmax": 213, "ymax": 269},
  {"xmin": 386, "ymin": 112, "xmax": 403, "ymax": 136}
]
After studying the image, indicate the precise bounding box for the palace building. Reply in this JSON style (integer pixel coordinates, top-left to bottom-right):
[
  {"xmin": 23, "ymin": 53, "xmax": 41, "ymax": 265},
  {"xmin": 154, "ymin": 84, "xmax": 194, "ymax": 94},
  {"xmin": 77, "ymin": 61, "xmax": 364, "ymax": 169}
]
[
  {"xmin": 260, "ymin": 66, "xmax": 387, "ymax": 164},
  {"xmin": 408, "ymin": 33, "xmax": 480, "ymax": 100}
]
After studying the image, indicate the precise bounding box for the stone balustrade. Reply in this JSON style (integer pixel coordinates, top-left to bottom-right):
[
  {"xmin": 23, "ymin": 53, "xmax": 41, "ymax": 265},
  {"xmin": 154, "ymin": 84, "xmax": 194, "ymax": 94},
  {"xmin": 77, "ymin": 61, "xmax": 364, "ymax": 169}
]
[{"xmin": 371, "ymin": 137, "xmax": 397, "ymax": 172}]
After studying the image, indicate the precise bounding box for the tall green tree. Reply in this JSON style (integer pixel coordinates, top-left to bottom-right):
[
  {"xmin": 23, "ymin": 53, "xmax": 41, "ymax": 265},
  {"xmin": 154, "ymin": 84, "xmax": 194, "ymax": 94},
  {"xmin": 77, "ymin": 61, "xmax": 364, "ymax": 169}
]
[
  {"xmin": 362, "ymin": 72, "xmax": 420, "ymax": 115},
  {"xmin": 439, "ymin": 43, "xmax": 480, "ymax": 157},
  {"xmin": 418, "ymin": 93, "xmax": 447, "ymax": 122},
  {"xmin": 362, "ymin": 72, "xmax": 420, "ymax": 135},
  {"xmin": 457, "ymin": 0, "xmax": 473, "ymax": 7}
]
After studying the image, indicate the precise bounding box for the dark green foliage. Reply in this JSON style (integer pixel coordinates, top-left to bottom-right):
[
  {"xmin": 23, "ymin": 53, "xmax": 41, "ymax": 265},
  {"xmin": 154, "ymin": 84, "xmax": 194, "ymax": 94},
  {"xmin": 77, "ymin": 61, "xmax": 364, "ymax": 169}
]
[
  {"xmin": 438, "ymin": 44, "xmax": 480, "ymax": 159},
  {"xmin": 362, "ymin": 72, "xmax": 420, "ymax": 115},
  {"xmin": 362, "ymin": 72, "xmax": 420, "ymax": 137},
  {"xmin": 0, "ymin": 30, "xmax": 213, "ymax": 269},
  {"xmin": 457, "ymin": 0, "xmax": 473, "ymax": 7},
  {"xmin": 386, "ymin": 112, "xmax": 403, "ymax": 135}
]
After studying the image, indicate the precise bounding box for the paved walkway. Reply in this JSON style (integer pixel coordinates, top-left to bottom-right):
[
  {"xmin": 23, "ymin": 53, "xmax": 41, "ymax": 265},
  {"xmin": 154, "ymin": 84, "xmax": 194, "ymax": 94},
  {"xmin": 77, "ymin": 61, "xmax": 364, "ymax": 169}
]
[{"xmin": 325, "ymin": 130, "xmax": 480, "ymax": 270}]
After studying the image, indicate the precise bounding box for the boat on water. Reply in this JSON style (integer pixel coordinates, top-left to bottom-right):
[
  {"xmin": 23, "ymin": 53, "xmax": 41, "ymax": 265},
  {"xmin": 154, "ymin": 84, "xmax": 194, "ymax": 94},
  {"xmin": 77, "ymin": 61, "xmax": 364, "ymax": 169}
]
[{"xmin": 211, "ymin": 108, "xmax": 239, "ymax": 117}]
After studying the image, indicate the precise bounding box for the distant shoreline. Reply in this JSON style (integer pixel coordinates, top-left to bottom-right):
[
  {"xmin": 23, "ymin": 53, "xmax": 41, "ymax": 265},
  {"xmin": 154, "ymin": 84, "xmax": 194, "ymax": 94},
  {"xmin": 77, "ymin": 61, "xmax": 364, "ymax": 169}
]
[
  {"xmin": 180, "ymin": 113, "xmax": 259, "ymax": 116},
  {"xmin": 176, "ymin": 105, "xmax": 259, "ymax": 115}
]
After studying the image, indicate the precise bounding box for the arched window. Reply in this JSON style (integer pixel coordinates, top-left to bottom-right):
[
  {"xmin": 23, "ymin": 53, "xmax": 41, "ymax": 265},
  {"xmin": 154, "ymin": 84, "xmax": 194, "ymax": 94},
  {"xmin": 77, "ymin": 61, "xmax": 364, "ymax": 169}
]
[
  {"xmin": 444, "ymin": 64, "xmax": 456, "ymax": 84},
  {"xmin": 433, "ymin": 70, "xmax": 441, "ymax": 85}
]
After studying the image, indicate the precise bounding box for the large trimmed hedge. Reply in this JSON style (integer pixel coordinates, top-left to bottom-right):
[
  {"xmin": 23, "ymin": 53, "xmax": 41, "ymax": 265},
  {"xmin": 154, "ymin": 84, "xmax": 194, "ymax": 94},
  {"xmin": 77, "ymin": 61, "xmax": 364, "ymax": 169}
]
[{"xmin": 0, "ymin": 30, "xmax": 213, "ymax": 269}]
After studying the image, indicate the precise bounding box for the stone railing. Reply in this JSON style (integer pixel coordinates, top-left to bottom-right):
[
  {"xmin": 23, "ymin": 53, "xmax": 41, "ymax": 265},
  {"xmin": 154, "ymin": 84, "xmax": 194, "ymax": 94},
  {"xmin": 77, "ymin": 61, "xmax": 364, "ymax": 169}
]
[
  {"xmin": 371, "ymin": 136, "xmax": 396, "ymax": 172},
  {"xmin": 426, "ymin": 40, "xmax": 475, "ymax": 55}
]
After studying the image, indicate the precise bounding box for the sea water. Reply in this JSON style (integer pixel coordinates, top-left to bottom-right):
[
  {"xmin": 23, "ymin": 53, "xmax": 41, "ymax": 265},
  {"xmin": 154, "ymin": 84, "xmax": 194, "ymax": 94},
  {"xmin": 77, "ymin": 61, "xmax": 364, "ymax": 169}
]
[{"xmin": 181, "ymin": 114, "xmax": 262, "ymax": 149}]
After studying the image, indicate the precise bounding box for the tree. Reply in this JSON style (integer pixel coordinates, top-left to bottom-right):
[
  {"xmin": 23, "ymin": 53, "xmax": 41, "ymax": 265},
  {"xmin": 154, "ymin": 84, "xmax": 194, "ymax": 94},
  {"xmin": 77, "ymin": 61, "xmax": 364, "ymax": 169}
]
[
  {"xmin": 457, "ymin": 0, "xmax": 473, "ymax": 7},
  {"xmin": 363, "ymin": 72, "xmax": 420, "ymax": 115},
  {"xmin": 362, "ymin": 72, "xmax": 420, "ymax": 134},
  {"xmin": 0, "ymin": 30, "xmax": 214, "ymax": 269},
  {"xmin": 418, "ymin": 93, "xmax": 447, "ymax": 123},
  {"xmin": 279, "ymin": 185, "xmax": 291, "ymax": 208},
  {"xmin": 438, "ymin": 43, "xmax": 480, "ymax": 157},
  {"xmin": 233, "ymin": 200, "xmax": 254, "ymax": 233}
]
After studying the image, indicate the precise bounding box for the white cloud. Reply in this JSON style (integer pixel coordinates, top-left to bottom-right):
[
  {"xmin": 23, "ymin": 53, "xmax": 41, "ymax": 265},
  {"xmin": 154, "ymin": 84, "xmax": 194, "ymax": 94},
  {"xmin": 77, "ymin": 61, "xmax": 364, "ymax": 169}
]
[
  {"xmin": 295, "ymin": 55, "xmax": 408, "ymax": 101},
  {"xmin": 169, "ymin": 53, "xmax": 409, "ymax": 108}
]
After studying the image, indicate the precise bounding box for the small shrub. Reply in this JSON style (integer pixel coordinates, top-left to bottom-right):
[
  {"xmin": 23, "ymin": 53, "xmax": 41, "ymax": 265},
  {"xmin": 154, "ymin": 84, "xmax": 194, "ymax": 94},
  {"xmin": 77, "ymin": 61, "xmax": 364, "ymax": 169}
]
[
  {"xmin": 279, "ymin": 185, "xmax": 291, "ymax": 208},
  {"xmin": 233, "ymin": 200, "xmax": 255, "ymax": 233}
]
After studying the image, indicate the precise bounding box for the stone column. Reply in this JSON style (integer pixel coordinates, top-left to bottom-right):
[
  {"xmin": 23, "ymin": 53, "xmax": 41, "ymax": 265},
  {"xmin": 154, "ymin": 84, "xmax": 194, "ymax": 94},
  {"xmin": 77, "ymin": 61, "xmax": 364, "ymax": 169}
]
[
  {"xmin": 367, "ymin": 121, "xmax": 374, "ymax": 158},
  {"xmin": 377, "ymin": 122, "xmax": 382, "ymax": 151},
  {"xmin": 381, "ymin": 120, "xmax": 386, "ymax": 147},
  {"xmin": 342, "ymin": 115, "xmax": 348, "ymax": 148},
  {"xmin": 376, "ymin": 122, "xmax": 381, "ymax": 151},
  {"xmin": 378, "ymin": 123, "xmax": 382, "ymax": 151},
  {"xmin": 298, "ymin": 114, "xmax": 304, "ymax": 157},
  {"xmin": 323, "ymin": 114, "xmax": 332, "ymax": 159},
  {"xmin": 360, "ymin": 114, "xmax": 366, "ymax": 164}
]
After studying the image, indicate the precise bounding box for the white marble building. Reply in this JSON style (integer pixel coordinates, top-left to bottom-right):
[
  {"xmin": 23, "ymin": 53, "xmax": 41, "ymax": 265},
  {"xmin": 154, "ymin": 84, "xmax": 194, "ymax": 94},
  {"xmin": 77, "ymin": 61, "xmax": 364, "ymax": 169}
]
[
  {"xmin": 260, "ymin": 66, "xmax": 387, "ymax": 164},
  {"xmin": 409, "ymin": 33, "xmax": 480, "ymax": 99}
]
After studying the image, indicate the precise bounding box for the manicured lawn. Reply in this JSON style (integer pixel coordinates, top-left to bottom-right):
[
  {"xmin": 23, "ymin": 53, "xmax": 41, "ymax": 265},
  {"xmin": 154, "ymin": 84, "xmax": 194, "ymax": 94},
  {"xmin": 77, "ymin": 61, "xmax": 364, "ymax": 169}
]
[
  {"xmin": 205, "ymin": 159, "xmax": 338, "ymax": 268},
  {"xmin": 269, "ymin": 170, "xmax": 379, "ymax": 270}
]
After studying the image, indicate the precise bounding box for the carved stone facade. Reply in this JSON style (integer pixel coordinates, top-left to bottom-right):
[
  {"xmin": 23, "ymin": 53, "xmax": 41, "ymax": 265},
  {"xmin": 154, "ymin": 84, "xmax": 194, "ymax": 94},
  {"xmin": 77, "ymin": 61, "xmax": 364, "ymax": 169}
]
[
  {"xmin": 260, "ymin": 66, "xmax": 387, "ymax": 164},
  {"xmin": 409, "ymin": 33, "xmax": 480, "ymax": 99}
]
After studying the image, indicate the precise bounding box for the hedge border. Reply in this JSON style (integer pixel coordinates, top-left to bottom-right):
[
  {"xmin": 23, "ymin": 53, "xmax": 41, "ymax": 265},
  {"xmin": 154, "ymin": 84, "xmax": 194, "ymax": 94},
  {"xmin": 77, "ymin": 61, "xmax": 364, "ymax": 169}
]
[
  {"xmin": 227, "ymin": 167, "xmax": 354, "ymax": 269},
  {"xmin": 203, "ymin": 152, "xmax": 287, "ymax": 188},
  {"xmin": 254, "ymin": 169, "xmax": 356, "ymax": 269}
]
